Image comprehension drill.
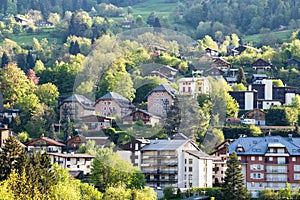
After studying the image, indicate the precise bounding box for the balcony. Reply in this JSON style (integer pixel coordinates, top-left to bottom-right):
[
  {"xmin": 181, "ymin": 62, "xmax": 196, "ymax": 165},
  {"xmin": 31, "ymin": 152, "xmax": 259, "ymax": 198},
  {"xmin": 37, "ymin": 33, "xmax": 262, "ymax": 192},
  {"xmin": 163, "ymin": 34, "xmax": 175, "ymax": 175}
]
[
  {"xmin": 266, "ymin": 169, "xmax": 288, "ymax": 173},
  {"xmin": 266, "ymin": 178, "xmax": 288, "ymax": 182},
  {"xmin": 147, "ymin": 179, "xmax": 178, "ymax": 183}
]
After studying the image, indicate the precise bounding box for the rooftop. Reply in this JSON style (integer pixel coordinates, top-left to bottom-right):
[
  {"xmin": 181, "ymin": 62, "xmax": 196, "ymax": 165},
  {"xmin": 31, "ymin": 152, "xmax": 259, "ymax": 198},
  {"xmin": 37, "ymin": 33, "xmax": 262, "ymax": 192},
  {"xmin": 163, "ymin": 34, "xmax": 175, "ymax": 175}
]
[
  {"xmin": 141, "ymin": 139, "xmax": 190, "ymax": 151},
  {"xmin": 229, "ymin": 136, "xmax": 300, "ymax": 155}
]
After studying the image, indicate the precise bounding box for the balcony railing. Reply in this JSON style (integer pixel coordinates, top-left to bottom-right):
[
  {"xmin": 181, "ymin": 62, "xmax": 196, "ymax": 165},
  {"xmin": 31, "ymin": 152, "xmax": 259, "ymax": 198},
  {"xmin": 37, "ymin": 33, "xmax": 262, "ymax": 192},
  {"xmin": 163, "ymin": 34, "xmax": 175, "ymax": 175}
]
[
  {"xmin": 266, "ymin": 178, "xmax": 288, "ymax": 182},
  {"xmin": 266, "ymin": 169, "xmax": 288, "ymax": 173},
  {"xmin": 147, "ymin": 179, "xmax": 178, "ymax": 183}
]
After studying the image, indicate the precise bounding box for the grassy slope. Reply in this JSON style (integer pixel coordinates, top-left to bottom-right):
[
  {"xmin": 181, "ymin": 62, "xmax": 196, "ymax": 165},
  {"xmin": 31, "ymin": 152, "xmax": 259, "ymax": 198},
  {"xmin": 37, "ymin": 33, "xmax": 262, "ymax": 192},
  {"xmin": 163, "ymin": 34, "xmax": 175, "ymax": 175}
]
[
  {"xmin": 242, "ymin": 29, "xmax": 295, "ymax": 44},
  {"xmin": 130, "ymin": 0, "xmax": 177, "ymax": 20},
  {"xmin": 0, "ymin": 28, "xmax": 63, "ymax": 46}
]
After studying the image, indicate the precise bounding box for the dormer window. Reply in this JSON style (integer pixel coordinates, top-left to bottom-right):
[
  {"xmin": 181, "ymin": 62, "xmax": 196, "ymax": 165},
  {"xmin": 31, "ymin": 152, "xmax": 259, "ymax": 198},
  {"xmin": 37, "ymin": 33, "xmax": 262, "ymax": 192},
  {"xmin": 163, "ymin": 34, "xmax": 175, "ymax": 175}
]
[{"xmin": 236, "ymin": 144, "xmax": 245, "ymax": 152}]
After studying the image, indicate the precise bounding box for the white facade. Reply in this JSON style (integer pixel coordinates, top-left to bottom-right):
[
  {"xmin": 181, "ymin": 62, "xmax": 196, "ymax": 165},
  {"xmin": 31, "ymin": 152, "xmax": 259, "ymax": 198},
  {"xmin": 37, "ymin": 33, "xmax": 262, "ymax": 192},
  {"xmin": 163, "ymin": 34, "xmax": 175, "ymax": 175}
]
[
  {"xmin": 262, "ymin": 100, "xmax": 281, "ymax": 109},
  {"xmin": 178, "ymin": 77, "xmax": 210, "ymax": 98},
  {"xmin": 140, "ymin": 140, "xmax": 213, "ymax": 189},
  {"xmin": 182, "ymin": 151, "xmax": 213, "ymax": 188},
  {"xmin": 245, "ymin": 92, "xmax": 255, "ymax": 110},
  {"xmin": 285, "ymin": 93, "xmax": 296, "ymax": 105},
  {"xmin": 48, "ymin": 153, "xmax": 94, "ymax": 175},
  {"xmin": 262, "ymin": 79, "xmax": 273, "ymax": 100}
]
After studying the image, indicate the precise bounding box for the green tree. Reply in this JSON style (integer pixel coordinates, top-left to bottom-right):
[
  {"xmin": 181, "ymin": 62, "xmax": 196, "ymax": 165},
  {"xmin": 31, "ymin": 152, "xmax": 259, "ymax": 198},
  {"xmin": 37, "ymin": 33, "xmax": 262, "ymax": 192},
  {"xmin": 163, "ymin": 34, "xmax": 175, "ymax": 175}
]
[
  {"xmin": 91, "ymin": 148, "xmax": 145, "ymax": 192},
  {"xmin": 26, "ymin": 51, "xmax": 35, "ymax": 70},
  {"xmin": 249, "ymin": 124, "xmax": 262, "ymax": 136},
  {"xmin": 272, "ymin": 79, "xmax": 284, "ymax": 87},
  {"xmin": 232, "ymin": 83, "xmax": 247, "ymax": 91},
  {"xmin": 266, "ymin": 106, "xmax": 298, "ymax": 126},
  {"xmin": 223, "ymin": 152, "xmax": 249, "ymax": 200},
  {"xmin": 35, "ymin": 83, "xmax": 59, "ymax": 107},
  {"xmin": 69, "ymin": 41, "xmax": 80, "ymax": 55},
  {"xmin": 237, "ymin": 67, "xmax": 246, "ymax": 85},
  {"xmin": 0, "ymin": 136, "xmax": 27, "ymax": 181},
  {"xmin": 1, "ymin": 52, "xmax": 10, "ymax": 68},
  {"xmin": 163, "ymin": 186, "xmax": 175, "ymax": 200}
]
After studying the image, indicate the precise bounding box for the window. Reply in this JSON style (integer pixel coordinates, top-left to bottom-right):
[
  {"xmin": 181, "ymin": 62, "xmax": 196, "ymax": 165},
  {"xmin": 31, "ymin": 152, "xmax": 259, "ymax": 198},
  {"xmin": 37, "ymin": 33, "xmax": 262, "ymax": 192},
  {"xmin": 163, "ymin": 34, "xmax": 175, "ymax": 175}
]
[
  {"xmin": 293, "ymin": 157, "xmax": 296, "ymax": 162},
  {"xmin": 269, "ymin": 157, "xmax": 273, "ymax": 161},
  {"xmin": 189, "ymin": 159, "xmax": 193, "ymax": 164},
  {"xmin": 294, "ymin": 174, "xmax": 300, "ymax": 180},
  {"xmin": 294, "ymin": 165, "xmax": 300, "ymax": 171},
  {"xmin": 67, "ymin": 158, "xmax": 70, "ymax": 161},
  {"xmin": 185, "ymin": 159, "xmax": 187, "ymax": 164},
  {"xmin": 259, "ymin": 183, "xmax": 263, "ymax": 187},
  {"xmin": 259, "ymin": 156, "xmax": 262, "ymax": 161},
  {"xmin": 189, "ymin": 167, "xmax": 193, "ymax": 172},
  {"xmin": 238, "ymin": 156, "xmax": 241, "ymax": 161},
  {"xmin": 251, "ymin": 182, "xmax": 255, "ymax": 187},
  {"xmin": 251, "ymin": 156, "xmax": 255, "ymax": 161}
]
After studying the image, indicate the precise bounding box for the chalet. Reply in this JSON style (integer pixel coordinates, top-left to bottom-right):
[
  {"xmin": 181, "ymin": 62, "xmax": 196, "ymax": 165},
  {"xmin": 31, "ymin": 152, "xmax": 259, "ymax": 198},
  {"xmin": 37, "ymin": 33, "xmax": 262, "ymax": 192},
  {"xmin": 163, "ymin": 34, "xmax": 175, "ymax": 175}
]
[
  {"xmin": 225, "ymin": 77, "xmax": 238, "ymax": 86},
  {"xmin": 148, "ymin": 70, "xmax": 169, "ymax": 80},
  {"xmin": 121, "ymin": 19, "xmax": 134, "ymax": 29},
  {"xmin": 35, "ymin": 20, "xmax": 54, "ymax": 27},
  {"xmin": 14, "ymin": 15, "xmax": 31, "ymax": 26},
  {"xmin": 252, "ymin": 58, "xmax": 272, "ymax": 72},
  {"xmin": 209, "ymin": 139, "xmax": 234, "ymax": 185},
  {"xmin": 157, "ymin": 65, "xmax": 178, "ymax": 80},
  {"xmin": 205, "ymin": 48, "xmax": 218, "ymax": 57},
  {"xmin": 27, "ymin": 136, "xmax": 66, "ymax": 153},
  {"xmin": 211, "ymin": 57, "xmax": 231, "ymax": 72},
  {"xmin": 146, "ymin": 84, "xmax": 176, "ymax": 116},
  {"xmin": 225, "ymin": 116, "xmax": 241, "ymax": 125},
  {"xmin": 94, "ymin": 92, "xmax": 134, "ymax": 117},
  {"xmin": 59, "ymin": 94, "xmax": 95, "ymax": 120},
  {"xmin": 80, "ymin": 114, "xmax": 113, "ymax": 131},
  {"xmin": 285, "ymin": 58, "xmax": 300, "ymax": 69},
  {"xmin": 204, "ymin": 67, "xmax": 225, "ymax": 80},
  {"xmin": 252, "ymin": 74, "xmax": 268, "ymax": 84},
  {"xmin": 233, "ymin": 45, "xmax": 261, "ymax": 55},
  {"xmin": 0, "ymin": 109, "xmax": 21, "ymax": 123},
  {"xmin": 122, "ymin": 109, "xmax": 160, "ymax": 126},
  {"xmin": 66, "ymin": 134, "xmax": 108, "ymax": 152},
  {"xmin": 243, "ymin": 109, "xmax": 266, "ymax": 126}
]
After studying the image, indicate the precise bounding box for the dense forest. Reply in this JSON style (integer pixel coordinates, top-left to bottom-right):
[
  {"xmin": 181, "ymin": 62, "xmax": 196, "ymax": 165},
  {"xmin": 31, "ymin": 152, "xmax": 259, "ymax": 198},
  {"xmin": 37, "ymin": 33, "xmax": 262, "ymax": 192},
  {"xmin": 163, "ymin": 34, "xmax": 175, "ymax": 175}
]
[{"xmin": 1, "ymin": 0, "xmax": 300, "ymax": 38}]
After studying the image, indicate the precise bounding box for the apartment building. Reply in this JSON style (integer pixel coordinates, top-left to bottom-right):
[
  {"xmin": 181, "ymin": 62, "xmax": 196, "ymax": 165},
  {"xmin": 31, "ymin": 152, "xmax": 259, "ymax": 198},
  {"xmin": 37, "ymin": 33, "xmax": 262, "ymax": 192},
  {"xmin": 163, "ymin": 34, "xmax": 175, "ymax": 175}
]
[
  {"xmin": 228, "ymin": 136, "xmax": 300, "ymax": 198},
  {"xmin": 48, "ymin": 152, "xmax": 94, "ymax": 177},
  {"xmin": 140, "ymin": 139, "xmax": 213, "ymax": 188}
]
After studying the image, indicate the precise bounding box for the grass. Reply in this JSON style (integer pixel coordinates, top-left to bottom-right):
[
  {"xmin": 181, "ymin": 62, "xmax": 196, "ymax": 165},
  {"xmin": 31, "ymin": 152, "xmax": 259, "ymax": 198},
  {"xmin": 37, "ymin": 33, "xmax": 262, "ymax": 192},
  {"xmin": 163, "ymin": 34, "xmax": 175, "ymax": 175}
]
[
  {"xmin": 130, "ymin": 0, "xmax": 178, "ymax": 20},
  {"xmin": 0, "ymin": 28, "xmax": 63, "ymax": 47},
  {"xmin": 242, "ymin": 29, "xmax": 295, "ymax": 45}
]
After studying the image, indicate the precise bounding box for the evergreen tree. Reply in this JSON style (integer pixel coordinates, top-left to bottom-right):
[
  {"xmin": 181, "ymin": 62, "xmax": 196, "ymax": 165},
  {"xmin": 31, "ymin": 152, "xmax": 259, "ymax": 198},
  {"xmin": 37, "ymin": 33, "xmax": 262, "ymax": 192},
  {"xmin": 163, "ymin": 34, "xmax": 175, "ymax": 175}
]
[
  {"xmin": 26, "ymin": 51, "xmax": 35, "ymax": 70},
  {"xmin": 69, "ymin": 41, "xmax": 80, "ymax": 55},
  {"xmin": 1, "ymin": 52, "xmax": 9, "ymax": 68},
  {"xmin": 223, "ymin": 152, "xmax": 249, "ymax": 200},
  {"xmin": 237, "ymin": 67, "xmax": 247, "ymax": 85},
  {"xmin": 0, "ymin": 136, "xmax": 27, "ymax": 181}
]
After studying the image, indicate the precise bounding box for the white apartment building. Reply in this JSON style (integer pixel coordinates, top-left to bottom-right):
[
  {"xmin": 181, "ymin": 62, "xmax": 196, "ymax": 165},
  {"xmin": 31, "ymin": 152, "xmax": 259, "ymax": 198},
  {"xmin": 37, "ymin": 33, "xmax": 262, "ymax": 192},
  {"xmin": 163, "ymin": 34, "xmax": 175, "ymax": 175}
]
[{"xmin": 139, "ymin": 139, "xmax": 213, "ymax": 188}]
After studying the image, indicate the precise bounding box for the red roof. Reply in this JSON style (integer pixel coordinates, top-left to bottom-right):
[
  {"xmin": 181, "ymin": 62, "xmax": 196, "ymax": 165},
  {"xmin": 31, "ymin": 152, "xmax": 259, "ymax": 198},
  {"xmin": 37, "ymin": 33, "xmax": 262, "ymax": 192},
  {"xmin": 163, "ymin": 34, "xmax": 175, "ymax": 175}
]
[{"xmin": 27, "ymin": 137, "xmax": 66, "ymax": 147}]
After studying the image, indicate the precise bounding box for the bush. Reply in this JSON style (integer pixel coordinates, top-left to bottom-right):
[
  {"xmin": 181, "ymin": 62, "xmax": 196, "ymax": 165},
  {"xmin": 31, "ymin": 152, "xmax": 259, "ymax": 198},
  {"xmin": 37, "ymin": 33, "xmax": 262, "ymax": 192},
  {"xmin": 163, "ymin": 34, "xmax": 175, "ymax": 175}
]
[{"xmin": 163, "ymin": 186, "xmax": 175, "ymax": 200}]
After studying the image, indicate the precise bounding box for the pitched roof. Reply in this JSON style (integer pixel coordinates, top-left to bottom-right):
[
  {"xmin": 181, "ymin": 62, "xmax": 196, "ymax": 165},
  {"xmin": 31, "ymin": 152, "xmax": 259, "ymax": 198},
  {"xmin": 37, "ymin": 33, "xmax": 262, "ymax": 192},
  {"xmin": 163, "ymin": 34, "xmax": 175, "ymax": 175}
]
[
  {"xmin": 252, "ymin": 58, "xmax": 271, "ymax": 66},
  {"xmin": 61, "ymin": 94, "xmax": 94, "ymax": 110},
  {"xmin": 27, "ymin": 137, "xmax": 66, "ymax": 147},
  {"xmin": 185, "ymin": 150, "xmax": 213, "ymax": 159},
  {"xmin": 229, "ymin": 136, "xmax": 300, "ymax": 156},
  {"xmin": 124, "ymin": 109, "xmax": 161, "ymax": 119},
  {"xmin": 95, "ymin": 92, "xmax": 134, "ymax": 108},
  {"xmin": 159, "ymin": 65, "xmax": 178, "ymax": 72},
  {"xmin": 145, "ymin": 84, "xmax": 176, "ymax": 99},
  {"xmin": 141, "ymin": 139, "xmax": 191, "ymax": 151},
  {"xmin": 48, "ymin": 152, "xmax": 95, "ymax": 158}
]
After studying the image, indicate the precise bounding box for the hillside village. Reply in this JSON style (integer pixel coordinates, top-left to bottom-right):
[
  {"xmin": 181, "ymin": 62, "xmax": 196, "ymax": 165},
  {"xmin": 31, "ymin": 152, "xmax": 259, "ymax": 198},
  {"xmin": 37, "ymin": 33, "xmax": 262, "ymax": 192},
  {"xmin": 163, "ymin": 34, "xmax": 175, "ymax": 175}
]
[
  {"xmin": 1, "ymin": 41, "xmax": 300, "ymax": 199},
  {"xmin": 1, "ymin": 0, "xmax": 300, "ymax": 199}
]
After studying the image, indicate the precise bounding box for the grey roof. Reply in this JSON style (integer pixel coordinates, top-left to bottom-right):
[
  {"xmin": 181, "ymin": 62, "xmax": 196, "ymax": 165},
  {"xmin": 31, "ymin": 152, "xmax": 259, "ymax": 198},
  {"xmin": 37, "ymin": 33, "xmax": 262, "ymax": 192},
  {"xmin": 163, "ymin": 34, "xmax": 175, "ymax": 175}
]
[
  {"xmin": 145, "ymin": 84, "xmax": 177, "ymax": 99},
  {"xmin": 185, "ymin": 150, "xmax": 213, "ymax": 159},
  {"xmin": 62, "ymin": 94, "xmax": 94, "ymax": 109},
  {"xmin": 229, "ymin": 136, "xmax": 300, "ymax": 156},
  {"xmin": 141, "ymin": 139, "xmax": 190, "ymax": 151},
  {"xmin": 97, "ymin": 92, "xmax": 134, "ymax": 108},
  {"xmin": 159, "ymin": 65, "xmax": 178, "ymax": 72}
]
